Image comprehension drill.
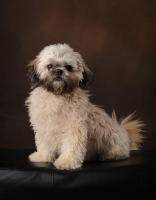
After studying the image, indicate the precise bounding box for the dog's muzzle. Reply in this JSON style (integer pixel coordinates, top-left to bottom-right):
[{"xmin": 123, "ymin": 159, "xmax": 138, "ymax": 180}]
[
  {"xmin": 55, "ymin": 69, "xmax": 63, "ymax": 76},
  {"xmin": 54, "ymin": 69, "xmax": 63, "ymax": 81}
]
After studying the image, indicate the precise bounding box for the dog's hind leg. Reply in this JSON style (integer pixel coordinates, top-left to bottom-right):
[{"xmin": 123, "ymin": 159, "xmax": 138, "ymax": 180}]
[{"xmin": 99, "ymin": 151, "xmax": 129, "ymax": 161}]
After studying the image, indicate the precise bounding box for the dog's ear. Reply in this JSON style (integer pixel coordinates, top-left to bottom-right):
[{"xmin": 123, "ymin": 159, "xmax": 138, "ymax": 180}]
[
  {"xmin": 79, "ymin": 61, "xmax": 94, "ymax": 90},
  {"xmin": 27, "ymin": 59, "xmax": 40, "ymax": 89}
]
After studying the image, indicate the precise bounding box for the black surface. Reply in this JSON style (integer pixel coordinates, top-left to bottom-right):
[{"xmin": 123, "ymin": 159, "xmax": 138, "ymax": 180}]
[
  {"xmin": 0, "ymin": 149, "xmax": 156, "ymax": 200},
  {"xmin": 0, "ymin": 149, "xmax": 156, "ymax": 171}
]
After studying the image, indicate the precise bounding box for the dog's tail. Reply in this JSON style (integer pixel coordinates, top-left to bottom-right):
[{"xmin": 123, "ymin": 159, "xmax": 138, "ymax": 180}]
[{"xmin": 112, "ymin": 111, "xmax": 145, "ymax": 150}]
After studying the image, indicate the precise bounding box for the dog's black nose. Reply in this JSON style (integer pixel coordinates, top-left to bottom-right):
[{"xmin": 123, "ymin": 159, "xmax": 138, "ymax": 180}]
[{"xmin": 55, "ymin": 69, "xmax": 63, "ymax": 76}]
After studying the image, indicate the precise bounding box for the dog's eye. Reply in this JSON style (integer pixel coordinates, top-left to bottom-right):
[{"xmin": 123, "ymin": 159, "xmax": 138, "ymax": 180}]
[
  {"xmin": 65, "ymin": 65, "xmax": 72, "ymax": 72},
  {"xmin": 47, "ymin": 64, "xmax": 53, "ymax": 70}
]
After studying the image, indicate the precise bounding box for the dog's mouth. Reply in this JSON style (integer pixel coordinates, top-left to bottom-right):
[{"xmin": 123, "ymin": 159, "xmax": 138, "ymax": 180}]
[
  {"xmin": 53, "ymin": 77, "xmax": 63, "ymax": 82},
  {"xmin": 42, "ymin": 74, "xmax": 78, "ymax": 95}
]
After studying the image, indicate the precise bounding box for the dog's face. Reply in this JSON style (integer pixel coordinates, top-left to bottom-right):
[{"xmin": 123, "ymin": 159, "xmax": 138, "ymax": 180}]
[{"xmin": 27, "ymin": 44, "xmax": 94, "ymax": 95}]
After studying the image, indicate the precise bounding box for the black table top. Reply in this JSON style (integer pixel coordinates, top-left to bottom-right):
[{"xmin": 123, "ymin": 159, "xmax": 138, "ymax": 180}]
[{"xmin": 0, "ymin": 149, "xmax": 156, "ymax": 172}]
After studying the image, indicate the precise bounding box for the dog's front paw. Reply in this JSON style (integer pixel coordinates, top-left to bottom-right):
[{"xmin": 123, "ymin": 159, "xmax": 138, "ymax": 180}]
[
  {"xmin": 29, "ymin": 151, "xmax": 55, "ymax": 162},
  {"xmin": 54, "ymin": 157, "xmax": 82, "ymax": 170},
  {"xmin": 29, "ymin": 152, "xmax": 46, "ymax": 162}
]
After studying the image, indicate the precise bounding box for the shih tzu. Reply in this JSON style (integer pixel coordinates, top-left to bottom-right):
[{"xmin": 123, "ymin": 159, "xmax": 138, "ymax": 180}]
[{"xmin": 26, "ymin": 44, "xmax": 144, "ymax": 170}]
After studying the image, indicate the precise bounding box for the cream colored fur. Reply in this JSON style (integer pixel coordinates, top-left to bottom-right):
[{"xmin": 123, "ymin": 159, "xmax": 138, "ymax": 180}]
[{"xmin": 26, "ymin": 44, "xmax": 144, "ymax": 170}]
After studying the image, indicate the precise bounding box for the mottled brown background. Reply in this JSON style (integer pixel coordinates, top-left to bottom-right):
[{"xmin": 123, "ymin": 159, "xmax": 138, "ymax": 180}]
[{"xmin": 0, "ymin": 0, "xmax": 156, "ymax": 149}]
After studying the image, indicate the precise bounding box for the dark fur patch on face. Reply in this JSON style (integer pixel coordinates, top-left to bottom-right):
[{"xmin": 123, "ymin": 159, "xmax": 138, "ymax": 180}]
[
  {"xmin": 40, "ymin": 74, "xmax": 79, "ymax": 95},
  {"xmin": 27, "ymin": 66, "xmax": 40, "ymax": 89},
  {"xmin": 79, "ymin": 69, "xmax": 94, "ymax": 90}
]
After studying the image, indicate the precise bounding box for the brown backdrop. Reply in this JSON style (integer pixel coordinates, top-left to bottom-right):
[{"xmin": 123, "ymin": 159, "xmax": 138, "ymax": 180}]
[{"xmin": 0, "ymin": 0, "xmax": 156, "ymax": 149}]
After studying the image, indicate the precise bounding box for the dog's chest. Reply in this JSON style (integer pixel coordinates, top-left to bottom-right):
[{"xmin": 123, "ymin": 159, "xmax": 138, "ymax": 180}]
[{"xmin": 28, "ymin": 88, "xmax": 77, "ymax": 128}]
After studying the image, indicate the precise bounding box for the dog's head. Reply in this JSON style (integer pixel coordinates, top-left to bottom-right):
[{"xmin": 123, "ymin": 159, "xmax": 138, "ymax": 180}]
[{"xmin": 27, "ymin": 44, "xmax": 94, "ymax": 95}]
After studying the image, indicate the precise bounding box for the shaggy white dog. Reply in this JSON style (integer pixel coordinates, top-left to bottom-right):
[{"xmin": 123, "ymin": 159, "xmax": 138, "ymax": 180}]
[{"xmin": 26, "ymin": 44, "xmax": 144, "ymax": 170}]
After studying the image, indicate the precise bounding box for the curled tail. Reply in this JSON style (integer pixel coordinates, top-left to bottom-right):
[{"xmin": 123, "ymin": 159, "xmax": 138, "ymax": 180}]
[{"xmin": 112, "ymin": 111, "xmax": 145, "ymax": 150}]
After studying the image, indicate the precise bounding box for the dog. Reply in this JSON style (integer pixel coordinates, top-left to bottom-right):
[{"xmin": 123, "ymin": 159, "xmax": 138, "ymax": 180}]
[{"xmin": 25, "ymin": 44, "xmax": 144, "ymax": 170}]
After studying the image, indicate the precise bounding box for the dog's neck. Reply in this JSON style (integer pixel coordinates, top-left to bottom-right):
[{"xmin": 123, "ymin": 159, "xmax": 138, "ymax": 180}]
[{"xmin": 40, "ymin": 86, "xmax": 90, "ymax": 101}]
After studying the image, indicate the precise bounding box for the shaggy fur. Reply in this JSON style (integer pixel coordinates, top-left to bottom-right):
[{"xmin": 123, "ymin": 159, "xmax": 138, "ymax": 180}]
[{"xmin": 26, "ymin": 44, "xmax": 144, "ymax": 170}]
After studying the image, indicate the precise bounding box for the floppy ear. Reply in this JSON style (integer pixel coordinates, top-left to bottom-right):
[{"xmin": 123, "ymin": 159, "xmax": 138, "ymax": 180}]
[
  {"xmin": 79, "ymin": 61, "xmax": 94, "ymax": 90},
  {"xmin": 27, "ymin": 59, "xmax": 40, "ymax": 89}
]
